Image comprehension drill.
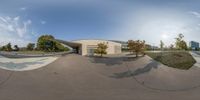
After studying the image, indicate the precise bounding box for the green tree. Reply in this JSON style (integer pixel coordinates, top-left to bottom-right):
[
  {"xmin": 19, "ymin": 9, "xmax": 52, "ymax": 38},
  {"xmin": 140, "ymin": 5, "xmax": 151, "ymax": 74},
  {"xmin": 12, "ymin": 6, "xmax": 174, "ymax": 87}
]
[
  {"xmin": 160, "ymin": 40, "xmax": 164, "ymax": 50},
  {"xmin": 37, "ymin": 35, "xmax": 68, "ymax": 52},
  {"xmin": 1, "ymin": 46, "xmax": 6, "ymax": 51},
  {"xmin": 127, "ymin": 40, "xmax": 145, "ymax": 57},
  {"xmin": 94, "ymin": 43, "xmax": 108, "ymax": 57},
  {"xmin": 27, "ymin": 43, "xmax": 35, "ymax": 51},
  {"xmin": 37, "ymin": 35, "xmax": 54, "ymax": 51},
  {"xmin": 175, "ymin": 33, "xmax": 187, "ymax": 50},
  {"xmin": 5, "ymin": 43, "xmax": 12, "ymax": 51},
  {"xmin": 14, "ymin": 45, "xmax": 19, "ymax": 51},
  {"xmin": 169, "ymin": 44, "xmax": 174, "ymax": 50},
  {"xmin": 179, "ymin": 40, "xmax": 187, "ymax": 50}
]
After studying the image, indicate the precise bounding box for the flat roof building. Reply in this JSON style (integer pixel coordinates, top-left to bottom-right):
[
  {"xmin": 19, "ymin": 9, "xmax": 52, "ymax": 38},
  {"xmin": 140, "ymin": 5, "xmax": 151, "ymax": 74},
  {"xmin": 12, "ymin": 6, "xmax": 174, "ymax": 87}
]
[
  {"xmin": 189, "ymin": 41, "xmax": 199, "ymax": 50},
  {"xmin": 58, "ymin": 39, "xmax": 122, "ymax": 56},
  {"xmin": 110, "ymin": 40, "xmax": 128, "ymax": 50}
]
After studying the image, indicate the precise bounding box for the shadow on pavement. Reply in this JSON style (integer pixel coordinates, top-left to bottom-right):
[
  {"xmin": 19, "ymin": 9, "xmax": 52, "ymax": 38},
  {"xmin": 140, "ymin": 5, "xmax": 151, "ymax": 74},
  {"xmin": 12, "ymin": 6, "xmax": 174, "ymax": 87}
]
[
  {"xmin": 111, "ymin": 60, "xmax": 159, "ymax": 79},
  {"xmin": 89, "ymin": 56, "xmax": 142, "ymax": 66}
]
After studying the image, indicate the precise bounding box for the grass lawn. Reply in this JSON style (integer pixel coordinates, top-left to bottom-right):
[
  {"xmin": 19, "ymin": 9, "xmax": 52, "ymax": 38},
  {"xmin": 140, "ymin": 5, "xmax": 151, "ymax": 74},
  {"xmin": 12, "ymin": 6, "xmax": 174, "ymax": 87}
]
[{"xmin": 146, "ymin": 51, "xmax": 196, "ymax": 70}]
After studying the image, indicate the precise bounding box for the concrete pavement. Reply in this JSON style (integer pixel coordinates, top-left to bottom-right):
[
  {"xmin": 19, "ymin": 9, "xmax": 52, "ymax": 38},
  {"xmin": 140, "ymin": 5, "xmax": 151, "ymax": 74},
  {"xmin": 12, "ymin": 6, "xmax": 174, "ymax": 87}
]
[
  {"xmin": 0, "ymin": 54, "xmax": 200, "ymax": 100},
  {"xmin": 0, "ymin": 55, "xmax": 58, "ymax": 71},
  {"xmin": 190, "ymin": 51, "xmax": 200, "ymax": 68}
]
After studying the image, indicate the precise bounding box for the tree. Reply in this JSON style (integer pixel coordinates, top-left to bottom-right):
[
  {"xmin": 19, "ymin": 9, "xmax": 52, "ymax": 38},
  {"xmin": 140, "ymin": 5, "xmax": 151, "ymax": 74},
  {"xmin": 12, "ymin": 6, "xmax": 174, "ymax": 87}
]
[
  {"xmin": 179, "ymin": 40, "xmax": 187, "ymax": 50},
  {"xmin": 37, "ymin": 35, "xmax": 68, "ymax": 52},
  {"xmin": 14, "ymin": 45, "xmax": 19, "ymax": 51},
  {"xmin": 27, "ymin": 43, "xmax": 35, "ymax": 51},
  {"xmin": 160, "ymin": 40, "xmax": 164, "ymax": 50},
  {"xmin": 0, "ymin": 43, "xmax": 12, "ymax": 51},
  {"xmin": 169, "ymin": 44, "xmax": 174, "ymax": 50},
  {"xmin": 94, "ymin": 43, "xmax": 108, "ymax": 57},
  {"xmin": 1, "ymin": 46, "xmax": 6, "ymax": 51},
  {"xmin": 127, "ymin": 40, "xmax": 145, "ymax": 57},
  {"xmin": 5, "ymin": 43, "xmax": 12, "ymax": 51},
  {"xmin": 175, "ymin": 33, "xmax": 187, "ymax": 50},
  {"xmin": 37, "ymin": 35, "xmax": 55, "ymax": 51}
]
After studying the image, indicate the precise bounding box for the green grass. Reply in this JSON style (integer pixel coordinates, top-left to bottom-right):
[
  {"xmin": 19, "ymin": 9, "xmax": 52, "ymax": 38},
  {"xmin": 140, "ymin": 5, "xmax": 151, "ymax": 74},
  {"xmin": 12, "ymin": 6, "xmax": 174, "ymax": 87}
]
[{"xmin": 146, "ymin": 51, "xmax": 196, "ymax": 70}]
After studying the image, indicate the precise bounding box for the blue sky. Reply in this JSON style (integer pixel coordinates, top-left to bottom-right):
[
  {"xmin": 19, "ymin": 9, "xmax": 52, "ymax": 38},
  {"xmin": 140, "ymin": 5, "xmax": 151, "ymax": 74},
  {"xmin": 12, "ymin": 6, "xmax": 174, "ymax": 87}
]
[{"xmin": 1, "ymin": 0, "xmax": 200, "ymax": 47}]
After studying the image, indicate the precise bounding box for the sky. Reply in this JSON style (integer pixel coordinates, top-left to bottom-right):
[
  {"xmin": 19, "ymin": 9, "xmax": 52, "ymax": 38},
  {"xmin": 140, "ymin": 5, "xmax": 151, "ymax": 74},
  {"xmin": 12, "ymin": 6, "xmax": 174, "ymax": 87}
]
[{"xmin": 1, "ymin": 0, "xmax": 200, "ymax": 47}]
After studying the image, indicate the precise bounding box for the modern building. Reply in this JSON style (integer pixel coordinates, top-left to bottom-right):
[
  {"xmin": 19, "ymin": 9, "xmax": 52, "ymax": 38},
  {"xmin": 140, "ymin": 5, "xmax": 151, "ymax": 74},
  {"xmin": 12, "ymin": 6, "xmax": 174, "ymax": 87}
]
[
  {"xmin": 110, "ymin": 40, "xmax": 128, "ymax": 50},
  {"xmin": 145, "ymin": 44, "xmax": 159, "ymax": 50},
  {"xmin": 189, "ymin": 41, "xmax": 199, "ymax": 50},
  {"xmin": 57, "ymin": 39, "xmax": 122, "ymax": 56}
]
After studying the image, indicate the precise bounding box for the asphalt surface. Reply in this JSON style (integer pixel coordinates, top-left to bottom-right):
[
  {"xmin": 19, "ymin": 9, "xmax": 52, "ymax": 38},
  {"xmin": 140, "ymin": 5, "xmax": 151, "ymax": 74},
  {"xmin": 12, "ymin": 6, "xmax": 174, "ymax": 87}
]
[{"xmin": 0, "ymin": 54, "xmax": 200, "ymax": 100}]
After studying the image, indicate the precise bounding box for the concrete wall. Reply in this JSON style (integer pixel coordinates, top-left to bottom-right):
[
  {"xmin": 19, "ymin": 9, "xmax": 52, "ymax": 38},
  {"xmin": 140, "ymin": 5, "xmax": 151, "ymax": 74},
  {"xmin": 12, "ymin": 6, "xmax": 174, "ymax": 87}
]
[{"xmin": 73, "ymin": 40, "xmax": 121, "ymax": 56}]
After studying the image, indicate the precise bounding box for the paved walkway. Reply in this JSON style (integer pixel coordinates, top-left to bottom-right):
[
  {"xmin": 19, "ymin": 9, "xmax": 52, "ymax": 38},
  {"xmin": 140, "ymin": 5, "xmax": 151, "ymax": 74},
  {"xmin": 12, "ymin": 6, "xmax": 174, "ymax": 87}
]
[
  {"xmin": 0, "ymin": 54, "xmax": 200, "ymax": 100},
  {"xmin": 0, "ymin": 56, "xmax": 58, "ymax": 71},
  {"xmin": 190, "ymin": 51, "xmax": 200, "ymax": 67}
]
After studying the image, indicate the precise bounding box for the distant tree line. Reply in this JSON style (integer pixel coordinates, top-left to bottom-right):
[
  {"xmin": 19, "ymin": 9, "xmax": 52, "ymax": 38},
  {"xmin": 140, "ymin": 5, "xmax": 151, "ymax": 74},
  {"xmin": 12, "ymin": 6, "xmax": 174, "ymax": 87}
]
[
  {"xmin": 0, "ymin": 35, "xmax": 69, "ymax": 52},
  {"xmin": 125, "ymin": 33, "xmax": 189, "ymax": 57},
  {"xmin": 0, "ymin": 43, "xmax": 13, "ymax": 51},
  {"xmin": 159, "ymin": 33, "xmax": 188, "ymax": 51}
]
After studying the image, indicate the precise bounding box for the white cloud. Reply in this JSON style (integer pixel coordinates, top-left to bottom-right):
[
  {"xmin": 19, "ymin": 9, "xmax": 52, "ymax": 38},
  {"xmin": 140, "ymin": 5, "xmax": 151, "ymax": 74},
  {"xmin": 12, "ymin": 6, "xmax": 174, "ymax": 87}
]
[
  {"xmin": 189, "ymin": 11, "xmax": 200, "ymax": 18},
  {"xmin": 26, "ymin": 20, "xmax": 32, "ymax": 24},
  {"xmin": 0, "ymin": 16, "xmax": 35, "ymax": 47},
  {"xmin": 0, "ymin": 17, "xmax": 8, "ymax": 23},
  {"xmin": 110, "ymin": 8, "xmax": 200, "ymax": 46},
  {"xmin": 14, "ymin": 16, "xmax": 20, "ymax": 21},
  {"xmin": 40, "ymin": 20, "xmax": 46, "ymax": 24},
  {"xmin": 7, "ymin": 25, "xmax": 14, "ymax": 31},
  {"xmin": 20, "ymin": 7, "xmax": 27, "ymax": 11}
]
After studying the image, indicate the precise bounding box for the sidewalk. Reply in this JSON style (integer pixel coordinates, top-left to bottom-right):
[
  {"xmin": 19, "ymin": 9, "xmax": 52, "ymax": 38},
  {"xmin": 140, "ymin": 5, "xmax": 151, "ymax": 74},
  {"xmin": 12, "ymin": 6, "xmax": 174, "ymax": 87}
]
[
  {"xmin": 0, "ymin": 55, "xmax": 58, "ymax": 71},
  {"xmin": 189, "ymin": 51, "xmax": 200, "ymax": 67}
]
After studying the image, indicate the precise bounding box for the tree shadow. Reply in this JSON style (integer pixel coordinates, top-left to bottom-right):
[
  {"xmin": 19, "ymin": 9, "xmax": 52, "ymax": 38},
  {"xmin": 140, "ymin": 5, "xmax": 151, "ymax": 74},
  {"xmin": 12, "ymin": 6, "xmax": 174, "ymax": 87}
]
[
  {"xmin": 89, "ymin": 56, "xmax": 123, "ymax": 66},
  {"xmin": 123, "ymin": 56, "xmax": 143, "ymax": 62},
  {"xmin": 111, "ymin": 60, "xmax": 159, "ymax": 79},
  {"xmin": 89, "ymin": 56, "xmax": 142, "ymax": 66}
]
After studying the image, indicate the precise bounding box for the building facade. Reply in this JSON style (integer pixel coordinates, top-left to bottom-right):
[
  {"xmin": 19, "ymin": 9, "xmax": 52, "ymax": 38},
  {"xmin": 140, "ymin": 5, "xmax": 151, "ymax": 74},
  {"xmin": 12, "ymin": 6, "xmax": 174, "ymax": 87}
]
[
  {"xmin": 73, "ymin": 40, "xmax": 122, "ymax": 56},
  {"xmin": 110, "ymin": 40, "xmax": 128, "ymax": 50},
  {"xmin": 189, "ymin": 41, "xmax": 199, "ymax": 50}
]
